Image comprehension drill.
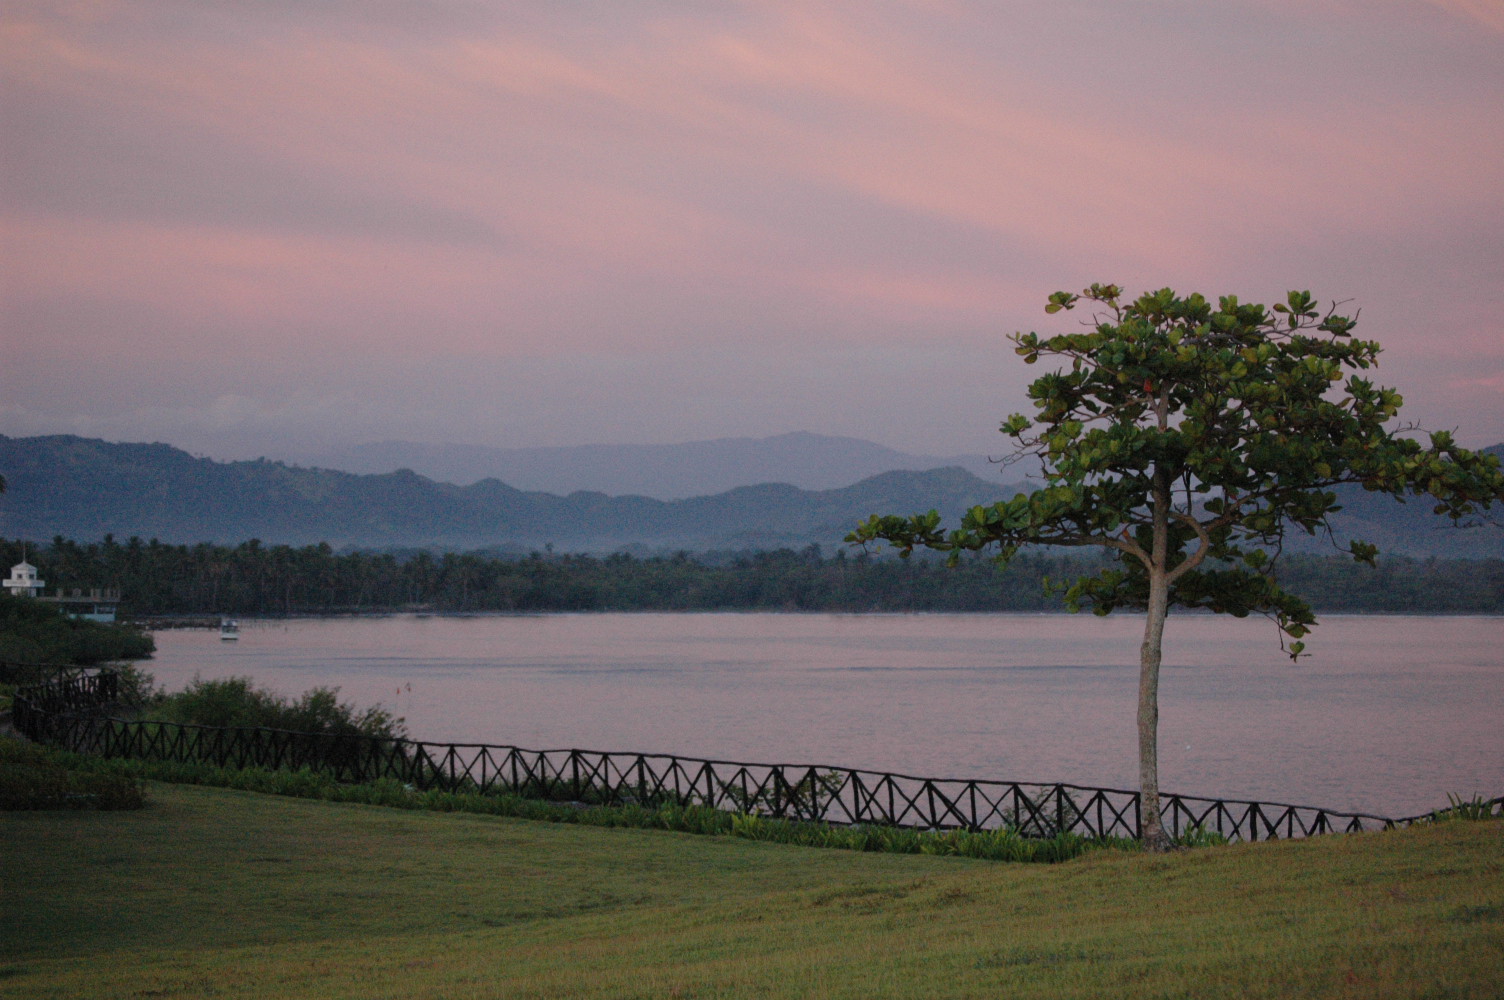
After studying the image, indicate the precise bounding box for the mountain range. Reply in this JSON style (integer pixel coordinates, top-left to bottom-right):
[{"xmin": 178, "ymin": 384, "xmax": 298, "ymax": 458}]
[
  {"xmin": 0, "ymin": 435, "xmax": 1011, "ymax": 552},
  {"xmin": 1, "ymin": 434, "xmax": 1500, "ymax": 557},
  {"xmin": 290, "ymin": 432, "xmax": 997, "ymax": 498}
]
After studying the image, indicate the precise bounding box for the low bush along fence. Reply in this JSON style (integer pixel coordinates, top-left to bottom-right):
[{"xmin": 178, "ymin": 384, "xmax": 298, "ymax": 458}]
[
  {"xmin": 13, "ymin": 668, "xmax": 1489, "ymax": 843},
  {"xmin": 0, "ymin": 732, "xmax": 145, "ymax": 811}
]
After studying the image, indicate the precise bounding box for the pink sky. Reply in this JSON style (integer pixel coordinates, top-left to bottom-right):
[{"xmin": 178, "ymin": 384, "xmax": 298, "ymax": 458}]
[{"xmin": 2, "ymin": 0, "xmax": 1502, "ymax": 462}]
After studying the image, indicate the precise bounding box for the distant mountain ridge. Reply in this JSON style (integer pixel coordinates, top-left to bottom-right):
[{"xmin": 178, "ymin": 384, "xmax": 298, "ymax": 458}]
[
  {"xmin": 0, "ymin": 434, "xmax": 1499, "ymax": 557},
  {"xmin": 0, "ymin": 435, "xmax": 1011, "ymax": 552},
  {"xmin": 293, "ymin": 432, "xmax": 998, "ymax": 499}
]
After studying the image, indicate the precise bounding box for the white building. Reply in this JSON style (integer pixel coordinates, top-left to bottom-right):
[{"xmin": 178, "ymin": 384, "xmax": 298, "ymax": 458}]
[
  {"xmin": 3, "ymin": 561, "xmax": 44, "ymax": 597},
  {"xmin": 4, "ymin": 561, "xmax": 120, "ymax": 622}
]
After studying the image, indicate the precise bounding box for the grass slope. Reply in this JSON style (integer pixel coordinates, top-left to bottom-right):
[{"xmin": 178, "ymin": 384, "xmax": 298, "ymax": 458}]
[{"xmin": 3, "ymin": 783, "xmax": 1502, "ymax": 999}]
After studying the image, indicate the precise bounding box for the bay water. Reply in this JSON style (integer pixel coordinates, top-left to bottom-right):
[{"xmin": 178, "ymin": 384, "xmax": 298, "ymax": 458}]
[{"xmin": 143, "ymin": 612, "xmax": 1502, "ymax": 818}]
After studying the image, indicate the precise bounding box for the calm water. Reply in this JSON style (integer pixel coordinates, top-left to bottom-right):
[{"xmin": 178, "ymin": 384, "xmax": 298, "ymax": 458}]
[{"xmin": 144, "ymin": 612, "xmax": 1503, "ymax": 818}]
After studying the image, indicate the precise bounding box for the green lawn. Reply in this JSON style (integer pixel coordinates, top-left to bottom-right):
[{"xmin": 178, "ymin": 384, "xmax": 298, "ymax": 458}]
[{"xmin": 3, "ymin": 782, "xmax": 1501, "ymax": 999}]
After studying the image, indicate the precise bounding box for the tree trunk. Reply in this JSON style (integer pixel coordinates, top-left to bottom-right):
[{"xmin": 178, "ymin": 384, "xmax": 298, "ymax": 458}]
[
  {"xmin": 1139, "ymin": 467, "xmax": 1174, "ymax": 851},
  {"xmin": 1138, "ymin": 565, "xmax": 1173, "ymax": 851}
]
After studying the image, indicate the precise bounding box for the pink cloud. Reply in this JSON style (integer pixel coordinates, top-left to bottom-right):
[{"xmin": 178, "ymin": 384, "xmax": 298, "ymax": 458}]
[
  {"xmin": 1422, "ymin": 0, "xmax": 1504, "ymax": 32},
  {"xmin": 4, "ymin": 2, "xmax": 1501, "ymax": 454}
]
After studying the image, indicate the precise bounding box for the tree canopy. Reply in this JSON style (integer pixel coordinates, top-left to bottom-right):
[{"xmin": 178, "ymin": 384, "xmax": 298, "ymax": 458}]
[{"xmin": 850, "ymin": 284, "xmax": 1504, "ymax": 848}]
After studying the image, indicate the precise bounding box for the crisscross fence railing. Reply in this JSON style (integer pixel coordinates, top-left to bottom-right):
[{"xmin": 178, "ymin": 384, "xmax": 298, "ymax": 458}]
[{"xmin": 12, "ymin": 669, "xmax": 1455, "ymax": 843}]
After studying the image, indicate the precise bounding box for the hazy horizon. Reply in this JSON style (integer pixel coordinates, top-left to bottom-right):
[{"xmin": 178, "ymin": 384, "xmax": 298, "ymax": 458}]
[{"xmin": 4, "ymin": 2, "xmax": 1502, "ymax": 460}]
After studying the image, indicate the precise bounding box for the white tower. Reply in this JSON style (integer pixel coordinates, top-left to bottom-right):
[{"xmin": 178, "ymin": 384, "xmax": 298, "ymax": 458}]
[{"xmin": 3, "ymin": 561, "xmax": 45, "ymax": 598}]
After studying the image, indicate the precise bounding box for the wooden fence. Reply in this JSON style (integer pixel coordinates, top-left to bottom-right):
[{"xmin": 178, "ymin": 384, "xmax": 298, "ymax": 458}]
[{"xmin": 11, "ymin": 668, "xmax": 1452, "ymax": 843}]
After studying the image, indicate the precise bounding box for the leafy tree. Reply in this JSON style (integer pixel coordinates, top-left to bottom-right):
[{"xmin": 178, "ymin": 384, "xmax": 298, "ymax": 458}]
[{"xmin": 849, "ymin": 284, "xmax": 1504, "ymax": 850}]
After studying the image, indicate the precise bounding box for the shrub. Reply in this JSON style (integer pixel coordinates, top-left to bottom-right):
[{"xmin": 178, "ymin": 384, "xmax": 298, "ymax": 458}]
[
  {"xmin": 0, "ymin": 593, "xmax": 155, "ymax": 666},
  {"xmin": 150, "ymin": 675, "xmax": 406, "ymax": 741},
  {"xmin": 0, "ymin": 736, "xmax": 54, "ymax": 766},
  {"xmin": 111, "ymin": 662, "xmax": 159, "ymax": 708},
  {"xmin": 1429, "ymin": 794, "xmax": 1503, "ymax": 823},
  {"xmin": 0, "ymin": 737, "xmax": 145, "ymax": 810},
  {"xmin": 50, "ymin": 750, "xmax": 1134, "ymax": 862},
  {"xmin": 1174, "ymin": 823, "xmax": 1230, "ymax": 848}
]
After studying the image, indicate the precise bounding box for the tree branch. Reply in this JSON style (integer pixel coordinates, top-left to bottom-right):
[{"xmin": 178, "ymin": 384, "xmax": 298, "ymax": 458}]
[{"xmin": 1165, "ymin": 512, "xmax": 1213, "ymax": 584}]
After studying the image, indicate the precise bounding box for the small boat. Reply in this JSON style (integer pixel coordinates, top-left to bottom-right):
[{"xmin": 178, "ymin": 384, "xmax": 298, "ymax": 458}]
[{"xmin": 219, "ymin": 618, "xmax": 239, "ymax": 641}]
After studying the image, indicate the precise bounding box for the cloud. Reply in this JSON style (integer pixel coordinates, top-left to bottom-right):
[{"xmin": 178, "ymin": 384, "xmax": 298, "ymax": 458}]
[
  {"xmin": 1, "ymin": 86, "xmax": 504, "ymax": 249},
  {"xmin": 1423, "ymin": 0, "xmax": 1504, "ymax": 33},
  {"xmin": 2, "ymin": 1, "xmax": 1501, "ymax": 457}
]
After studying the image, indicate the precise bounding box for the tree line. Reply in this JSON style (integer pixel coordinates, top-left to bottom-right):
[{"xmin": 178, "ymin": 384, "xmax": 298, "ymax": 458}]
[{"xmin": 4, "ymin": 535, "xmax": 1501, "ymax": 616}]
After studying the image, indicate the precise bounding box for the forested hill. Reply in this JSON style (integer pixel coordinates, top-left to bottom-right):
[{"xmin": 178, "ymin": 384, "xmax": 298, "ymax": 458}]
[
  {"xmin": 0, "ymin": 435, "xmax": 1008, "ymax": 551},
  {"xmin": 1, "ymin": 434, "xmax": 1500, "ymax": 557}
]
